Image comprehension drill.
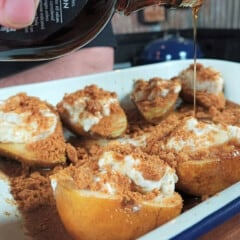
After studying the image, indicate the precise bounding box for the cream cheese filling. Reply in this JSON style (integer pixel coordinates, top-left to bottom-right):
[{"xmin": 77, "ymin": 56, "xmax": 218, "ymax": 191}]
[
  {"xmin": 98, "ymin": 151, "xmax": 178, "ymax": 196},
  {"xmin": 63, "ymin": 97, "xmax": 118, "ymax": 132},
  {"xmin": 0, "ymin": 109, "xmax": 58, "ymax": 143}
]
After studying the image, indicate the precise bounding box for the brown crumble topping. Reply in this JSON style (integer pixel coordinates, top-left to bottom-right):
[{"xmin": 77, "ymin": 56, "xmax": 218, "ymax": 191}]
[
  {"xmin": 59, "ymin": 85, "xmax": 117, "ymax": 104},
  {"xmin": 1, "ymin": 71, "xmax": 240, "ymax": 239},
  {"xmin": 65, "ymin": 143, "xmax": 78, "ymax": 164},
  {"xmin": 57, "ymin": 144, "xmax": 169, "ymax": 204},
  {"xmin": 27, "ymin": 121, "xmax": 66, "ymax": 164},
  {"xmin": 132, "ymin": 77, "xmax": 181, "ymax": 110},
  {"xmin": 180, "ymin": 63, "xmax": 221, "ymax": 82},
  {"xmin": 0, "ymin": 93, "xmax": 58, "ymax": 134},
  {"xmin": 180, "ymin": 88, "xmax": 226, "ymax": 109},
  {"xmin": 107, "ymin": 144, "xmax": 167, "ymax": 181},
  {"xmin": 0, "ymin": 160, "xmax": 72, "ymax": 240}
]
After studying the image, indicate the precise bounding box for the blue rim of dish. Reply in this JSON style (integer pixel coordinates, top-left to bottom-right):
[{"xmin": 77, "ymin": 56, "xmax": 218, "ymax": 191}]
[{"xmin": 171, "ymin": 196, "xmax": 240, "ymax": 240}]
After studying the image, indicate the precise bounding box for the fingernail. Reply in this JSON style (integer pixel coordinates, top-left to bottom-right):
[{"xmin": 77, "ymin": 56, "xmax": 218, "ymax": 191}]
[
  {"xmin": 34, "ymin": 0, "xmax": 40, "ymax": 10},
  {"xmin": 5, "ymin": 0, "xmax": 37, "ymax": 28}
]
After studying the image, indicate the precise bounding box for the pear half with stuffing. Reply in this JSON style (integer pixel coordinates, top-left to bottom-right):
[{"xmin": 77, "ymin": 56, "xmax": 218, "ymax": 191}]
[
  {"xmin": 57, "ymin": 85, "xmax": 127, "ymax": 138},
  {"xmin": 0, "ymin": 93, "xmax": 66, "ymax": 167},
  {"xmin": 179, "ymin": 63, "xmax": 226, "ymax": 109},
  {"xmin": 51, "ymin": 145, "xmax": 182, "ymax": 240},
  {"xmin": 131, "ymin": 77, "xmax": 181, "ymax": 124},
  {"xmin": 165, "ymin": 116, "xmax": 240, "ymax": 196}
]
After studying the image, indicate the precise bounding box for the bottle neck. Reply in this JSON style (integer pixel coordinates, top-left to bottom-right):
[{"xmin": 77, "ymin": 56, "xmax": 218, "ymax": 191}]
[{"xmin": 116, "ymin": 0, "xmax": 203, "ymax": 15}]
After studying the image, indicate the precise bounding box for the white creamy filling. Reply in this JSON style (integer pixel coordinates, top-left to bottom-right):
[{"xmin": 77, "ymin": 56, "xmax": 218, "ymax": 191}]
[
  {"xmin": 81, "ymin": 117, "xmax": 100, "ymax": 132},
  {"xmin": 166, "ymin": 117, "xmax": 240, "ymax": 152},
  {"xmin": 98, "ymin": 152, "xmax": 177, "ymax": 196},
  {"xmin": 174, "ymin": 84, "xmax": 182, "ymax": 94},
  {"xmin": 63, "ymin": 97, "xmax": 117, "ymax": 132},
  {"xmin": 93, "ymin": 172, "xmax": 119, "ymax": 195},
  {"xmin": 180, "ymin": 70, "xmax": 223, "ymax": 93},
  {"xmin": 0, "ymin": 110, "xmax": 58, "ymax": 143},
  {"xmin": 102, "ymin": 182, "xmax": 117, "ymax": 195}
]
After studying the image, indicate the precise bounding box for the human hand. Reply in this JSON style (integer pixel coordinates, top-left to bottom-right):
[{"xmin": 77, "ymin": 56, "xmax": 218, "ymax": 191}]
[{"xmin": 0, "ymin": 0, "xmax": 40, "ymax": 29}]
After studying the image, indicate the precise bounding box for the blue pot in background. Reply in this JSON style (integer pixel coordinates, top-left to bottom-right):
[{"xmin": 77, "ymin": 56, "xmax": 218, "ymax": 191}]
[{"xmin": 140, "ymin": 35, "xmax": 203, "ymax": 64}]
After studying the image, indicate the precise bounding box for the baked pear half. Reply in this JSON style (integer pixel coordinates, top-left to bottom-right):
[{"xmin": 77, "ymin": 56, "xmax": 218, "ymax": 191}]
[
  {"xmin": 57, "ymin": 85, "xmax": 127, "ymax": 138},
  {"xmin": 165, "ymin": 116, "xmax": 240, "ymax": 196},
  {"xmin": 179, "ymin": 63, "xmax": 226, "ymax": 109},
  {"xmin": 131, "ymin": 77, "xmax": 181, "ymax": 123},
  {"xmin": 0, "ymin": 93, "xmax": 66, "ymax": 167},
  {"xmin": 51, "ymin": 146, "xmax": 182, "ymax": 240}
]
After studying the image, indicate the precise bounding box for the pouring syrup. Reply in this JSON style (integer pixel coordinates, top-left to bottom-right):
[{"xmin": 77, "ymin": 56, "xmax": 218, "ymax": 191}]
[{"xmin": 192, "ymin": 5, "xmax": 201, "ymax": 117}]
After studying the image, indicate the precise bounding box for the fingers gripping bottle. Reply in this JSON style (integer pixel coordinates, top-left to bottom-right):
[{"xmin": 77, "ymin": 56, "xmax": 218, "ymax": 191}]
[{"xmin": 0, "ymin": 0, "xmax": 203, "ymax": 61}]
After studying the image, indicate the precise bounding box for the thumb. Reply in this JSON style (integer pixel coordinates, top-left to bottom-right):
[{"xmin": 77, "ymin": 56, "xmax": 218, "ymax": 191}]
[{"xmin": 0, "ymin": 0, "xmax": 40, "ymax": 29}]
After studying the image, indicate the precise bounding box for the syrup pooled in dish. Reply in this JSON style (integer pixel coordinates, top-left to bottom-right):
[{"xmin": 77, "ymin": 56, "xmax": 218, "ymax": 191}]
[
  {"xmin": 0, "ymin": 93, "xmax": 66, "ymax": 167},
  {"xmin": 179, "ymin": 63, "xmax": 226, "ymax": 109},
  {"xmin": 131, "ymin": 77, "xmax": 181, "ymax": 123},
  {"xmin": 57, "ymin": 85, "xmax": 127, "ymax": 138},
  {"xmin": 51, "ymin": 144, "xmax": 182, "ymax": 240}
]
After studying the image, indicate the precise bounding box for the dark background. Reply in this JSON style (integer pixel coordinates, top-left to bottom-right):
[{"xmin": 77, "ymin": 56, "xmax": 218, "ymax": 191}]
[{"xmin": 114, "ymin": 29, "xmax": 240, "ymax": 66}]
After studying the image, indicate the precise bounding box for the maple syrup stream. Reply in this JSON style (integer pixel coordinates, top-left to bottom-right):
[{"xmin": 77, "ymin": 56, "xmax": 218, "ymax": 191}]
[{"xmin": 192, "ymin": 6, "xmax": 200, "ymax": 117}]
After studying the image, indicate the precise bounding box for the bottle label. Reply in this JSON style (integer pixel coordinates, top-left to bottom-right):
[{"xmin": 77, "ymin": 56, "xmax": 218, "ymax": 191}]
[{"xmin": 0, "ymin": 0, "xmax": 87, "ymax": 41}]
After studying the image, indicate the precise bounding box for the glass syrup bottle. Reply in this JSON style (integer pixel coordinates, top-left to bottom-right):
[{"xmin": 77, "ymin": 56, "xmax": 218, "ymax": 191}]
[{"xmin": 0, "ymin": 0, "xmax": 203, "ymax": 61}]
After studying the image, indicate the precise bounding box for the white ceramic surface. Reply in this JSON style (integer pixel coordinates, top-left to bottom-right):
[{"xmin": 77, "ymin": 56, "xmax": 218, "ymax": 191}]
[{"xmin": 0, "ymin": 59, "xmax": 239, "ymax": 240}]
